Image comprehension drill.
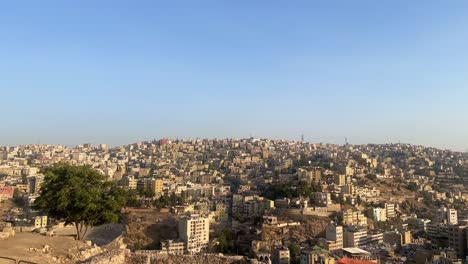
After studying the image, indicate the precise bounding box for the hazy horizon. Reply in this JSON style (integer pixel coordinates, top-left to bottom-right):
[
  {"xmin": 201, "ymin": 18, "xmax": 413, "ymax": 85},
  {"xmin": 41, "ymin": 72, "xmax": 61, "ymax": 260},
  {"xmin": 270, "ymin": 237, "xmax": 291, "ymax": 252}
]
[
  {"xmin": 2, "ymin": 1, "xmax": 468, "ymax": 151},
  {"xmin": 1, "ymin": 137, "xmax": 465, "ymax": 153}
]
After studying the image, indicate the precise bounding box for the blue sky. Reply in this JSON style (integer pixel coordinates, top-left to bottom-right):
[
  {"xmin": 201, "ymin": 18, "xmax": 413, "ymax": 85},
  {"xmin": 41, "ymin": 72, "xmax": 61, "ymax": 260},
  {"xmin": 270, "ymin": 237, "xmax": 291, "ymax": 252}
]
[{"xmin": 1, "ymin": 1, "xmax": 468, "ymax": 150}]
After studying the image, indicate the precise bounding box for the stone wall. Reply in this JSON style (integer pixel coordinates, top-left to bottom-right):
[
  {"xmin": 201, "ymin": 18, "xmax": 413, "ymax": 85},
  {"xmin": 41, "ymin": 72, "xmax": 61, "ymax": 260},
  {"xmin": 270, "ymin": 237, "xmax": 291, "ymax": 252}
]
[
  {"xmin": 141, "ymin": 253, "xmax": 261, "ymax": 264},
  {"xmin": 83, "ymin": 251, "xmax": 262, "ymax": 264},
  {"xmin": 0, "ymin": 222, "xmax": 15, "ymax": 240},
  {"xmin": 81, "ymin": 249, "xmax": 129, "ymax": 264}
]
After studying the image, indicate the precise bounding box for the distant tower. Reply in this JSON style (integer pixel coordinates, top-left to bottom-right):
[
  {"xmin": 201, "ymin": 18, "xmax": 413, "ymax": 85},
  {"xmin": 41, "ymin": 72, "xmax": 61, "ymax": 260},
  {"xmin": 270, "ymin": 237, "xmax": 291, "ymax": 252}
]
[
  {"xmin": 301, "ymin": 133, "xmax": 304, "ymax": 142},
  {"xmin": 345, "ymin": 137, "xmax": 349, "ymax": 145}
]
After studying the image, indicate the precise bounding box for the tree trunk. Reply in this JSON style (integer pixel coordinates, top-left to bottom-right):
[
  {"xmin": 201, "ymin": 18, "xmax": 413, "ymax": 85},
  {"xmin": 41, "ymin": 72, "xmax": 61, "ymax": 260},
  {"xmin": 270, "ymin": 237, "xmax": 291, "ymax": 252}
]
[
  {"xmin": 75, "ymin": 222, "xmax": 80, "ymax": 240},
  {"xmin": 82, "ymin": 225, "xmax": 89, "ymax": 240},
  {"xmin": 75, "ymin": 222, "xmax": 88, "ymax": 240}
]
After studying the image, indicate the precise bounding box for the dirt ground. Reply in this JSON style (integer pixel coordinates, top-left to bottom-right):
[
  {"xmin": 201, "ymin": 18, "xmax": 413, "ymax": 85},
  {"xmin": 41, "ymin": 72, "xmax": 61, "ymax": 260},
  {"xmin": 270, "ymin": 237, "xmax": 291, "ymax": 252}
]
[
  {"xmin": 0, "ymin": 232, "xmax": 92, "ymax": 263},
  {"xmin": 0, "ymin": 222, "xmax": 125, "ymax": 263},
  {"xmin": 122, "ymin": 208, "xmax": 178, "ymax": 250}
]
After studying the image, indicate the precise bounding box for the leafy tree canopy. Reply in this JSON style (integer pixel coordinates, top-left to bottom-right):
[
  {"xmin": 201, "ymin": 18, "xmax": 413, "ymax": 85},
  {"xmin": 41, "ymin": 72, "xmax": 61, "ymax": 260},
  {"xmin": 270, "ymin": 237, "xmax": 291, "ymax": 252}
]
[
  {"xmin": 261, "ymin": 182, "xmax": 321, "ymax": 200},
  {"xmin": 288, "ymin": 244, "xmax": 301, "ymax": 264},
  {"xmin": 406, "ymin": 182, "xmax": 418, "ymax": 191},
  {"xmin": 33, "ymin": 164, "xmax": 128, "ymax": 240}
]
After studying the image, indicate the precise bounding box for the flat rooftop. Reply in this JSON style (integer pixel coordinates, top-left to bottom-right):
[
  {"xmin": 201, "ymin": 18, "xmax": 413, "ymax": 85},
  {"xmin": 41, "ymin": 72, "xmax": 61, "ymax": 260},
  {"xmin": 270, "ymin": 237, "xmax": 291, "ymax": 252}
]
[{"xmin": 342, "ymin": 247, "xmax": 371, "ymax": 255}]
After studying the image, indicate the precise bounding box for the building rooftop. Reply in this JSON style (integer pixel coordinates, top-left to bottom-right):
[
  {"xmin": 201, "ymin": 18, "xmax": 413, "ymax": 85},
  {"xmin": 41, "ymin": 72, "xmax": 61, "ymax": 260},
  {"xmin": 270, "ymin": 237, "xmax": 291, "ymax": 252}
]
[
  {"xmin": 342, "ymin": 248, "xmax": 371, "ymax": 255},
  {"xmin": 338, "ymin": 258, "xmax": 376, "ymax": 264}
]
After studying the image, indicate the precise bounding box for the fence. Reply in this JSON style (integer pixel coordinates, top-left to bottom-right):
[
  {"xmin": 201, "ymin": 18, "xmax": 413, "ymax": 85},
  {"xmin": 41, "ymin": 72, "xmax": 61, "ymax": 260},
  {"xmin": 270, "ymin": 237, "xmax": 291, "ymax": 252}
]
[{"xmin": 0, "ymin": 256, "xmax": 38, "ymax": 264}]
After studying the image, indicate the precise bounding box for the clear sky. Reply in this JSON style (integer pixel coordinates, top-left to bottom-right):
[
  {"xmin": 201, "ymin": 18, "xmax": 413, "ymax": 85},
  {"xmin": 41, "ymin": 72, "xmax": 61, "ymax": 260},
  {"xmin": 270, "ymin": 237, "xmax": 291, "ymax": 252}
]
[{"xmin": 1, "ymin": 1, "xmax": 468, "ymax": 151}]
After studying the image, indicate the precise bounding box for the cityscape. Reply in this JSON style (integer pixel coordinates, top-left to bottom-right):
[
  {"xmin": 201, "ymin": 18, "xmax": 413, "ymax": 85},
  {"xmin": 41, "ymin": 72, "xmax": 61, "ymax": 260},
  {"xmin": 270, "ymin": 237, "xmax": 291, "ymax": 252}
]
[
  {"xmin": 1, "ymin": 139, "xmax": 468, "ymax": 263},
  {"xmin": 2, "ymin": 1, "xmax": 468, "ymax": 264}
]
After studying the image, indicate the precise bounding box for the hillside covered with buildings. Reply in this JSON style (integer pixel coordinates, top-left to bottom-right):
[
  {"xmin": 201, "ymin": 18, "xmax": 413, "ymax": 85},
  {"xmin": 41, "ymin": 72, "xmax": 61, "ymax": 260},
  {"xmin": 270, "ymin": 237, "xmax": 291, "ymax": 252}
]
[{"xmin": 1, "ymin": 138, "xmax": 468, "ymax": 263}]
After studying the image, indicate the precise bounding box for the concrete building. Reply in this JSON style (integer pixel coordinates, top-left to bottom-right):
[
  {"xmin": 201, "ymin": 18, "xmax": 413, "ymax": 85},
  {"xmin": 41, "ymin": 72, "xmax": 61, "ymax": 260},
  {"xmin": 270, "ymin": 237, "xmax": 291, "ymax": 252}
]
[
  {"xmin": 448, "ymin": 221, "xmax": 468, "ymax": 258},
  {"xmin": 233, "ymin": 194, "xmax": 274, "ymax": 219},
  {"xmin": 0, "ymin": 186, "xmax": 14, "ymax": 199},
  {"xmin": 436, "ymin": 206, "xmax": 458, "ymax": 225},
  {"xmin": 245, "ymin": 198, "xmax": 275, "ymax": 217},
  {"xmin": 341, "ymin": 248, "xmax": 378, "ymax": 263},
  {"xmin": 385, "ymin": 203, "xmax": 396, "ymax": 219},
  {"xmin": 297, "ymin": 167, "xmax": 321, "ymax": 184},
  {"xmin": 257, "ymin": 253, "xmax": 272, "ymax": 264},
  {"xmin": 383, "ymin": 230, "xmax": 411, "ymax": 247},
  {"xmin": 344, "ymin": 226, "xmax": 368, "ymax": 248},
  {"xmin": 447, "ymin": 208, "xmax": 458, "ymax": 225},
  {"xmin": 120, "ymin": 175, "xmax": 137, "ymax": 190},
  {"xmin": 28, "ymin": 176, "xmax": 43, "ymax": 194},
  {"xmin": 345, "ymin": 166, "xmax": 355, "ymax": 176},
  {"xmin": 300, "ymin": 247, "xmax": 336, "ymax": 264},
  {"xmin": 34, "ymin": 215, "xmax": 48, "ymax": 229},
  {"xmin": 274, "ymin": 198, "xmax": 290, "ymax": 208},
  {"xmin": 214, "ymin": 202, "xmax": 229, "ymax": 222},
  {"xmin": 367, "ymin": 232, "xmax": 384, "ymax": 245},
  {"xmin": 151, "ymin": 178, "xmax": 164, "ymax": 196},
  {"xmin": 342, "ymin": 210, "xmax": 367, "ymax": 226},
  {"xmin": 160, "ymin": 240, "xmax": 185, "ymax": 255},
  {"xmin": 417, "ymin": 218, "xmax": 431, "ymax": 231},
  {"xmin": 314, "ymin": 192, "xmax": 332, "ymax": 206},
  {"xmin": 263, "ymin": 216, "xmax": 278, "ymax": 226},
  {"xmin": 178, "ymin": 214, "xmax": 210, "ymax": 254},
  {"xmin": 71, "ymin": 152, "xmax": 86, "ymax": 162},
  {"xmin": 344, "ymin": 226, "xmax": 384, "ymax": 247},
  {"xmin": 325, "ymin": 222, "xmax": 343, "ymax": 251},
  {"xmin": 369, "ymin": 207, "xmax": 387, "ymax": 222},
  {"xmin": 341, "ymin": 184, "xmax": 356, "ymax": 196},
  {"xmin": 272, "ymin": 245, "xmax": 290, "ymax": 264},
  {"xmin": 427, "ymin": 222, "xmax": 448, "ymax": 238},
  {"xmin": 401, "ymin": 231, "xmax": 412, "ymax": 246},
  {"xmin": 334, "ymin": 175, "xmax": 346, "ymax": 186},
  {"xmin": 135, "ymin": 177, "xmax": 164, "ymax": 196}
]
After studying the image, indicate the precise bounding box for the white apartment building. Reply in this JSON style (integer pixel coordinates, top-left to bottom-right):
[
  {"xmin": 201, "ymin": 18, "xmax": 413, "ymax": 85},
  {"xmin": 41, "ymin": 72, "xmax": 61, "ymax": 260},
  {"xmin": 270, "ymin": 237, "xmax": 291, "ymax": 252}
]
[
  {"xmin": 178, "ymin": 214, "xmax": 210, "ymax": 254},
  {"xmin": 371, "ymin": 207, "xmax": 387, "ymax": 222},
  {"xmin": 436, "ymin": 206, "xmax": 458, "ymax": 225},
  {"xmin": 447, "ymin": 208, "xmax": 458, "ymax": 225}
]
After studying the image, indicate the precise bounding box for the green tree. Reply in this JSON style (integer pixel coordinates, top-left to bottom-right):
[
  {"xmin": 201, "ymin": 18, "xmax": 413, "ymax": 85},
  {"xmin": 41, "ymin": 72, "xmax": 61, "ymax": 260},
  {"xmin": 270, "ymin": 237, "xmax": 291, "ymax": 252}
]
[
  {"xmin": 33, "ymin": 164, "xmax": 127, "ymax": 240},
  {"xmin": 170, "ymin": 192, "xmax": 177, "ymax": 206},
  {"xmin": 0, "ymin": 173, "xmax": 8, "ymax": 180},
  {"xmin": 176, "ymin": 195, "xmax": 185, "ymax": 205},
  {"xmin": 125, "ymin": 190, "xmax": 141, "ymax": 207},
  {"xmin": 406, "ymin": 182, "xmax": 418, "ymax": 191},
  {"xmin": 217, "ymin": 229, "xmax": 234, "ymax": 253},
  {"xmin": 233, "ymin": 211, "xmax": 243, "ymax": 222},
  {"xmin": 13, "ymin": 187, "xmax": 25, "ymax": 207},
  {"xmin": 13, "ymin": 187, "xmax": 21, "ymax": 197},
  {"xmin": 366, "ymin": 174, "xmax": 377, "ymax": 181},
  {"xmin": 261, "ymin": 183, "xmax": 299, "ymax": 200},
  {"xmin": 288, "ymin": 244, "xmax": 301, "ymax": 264}
]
